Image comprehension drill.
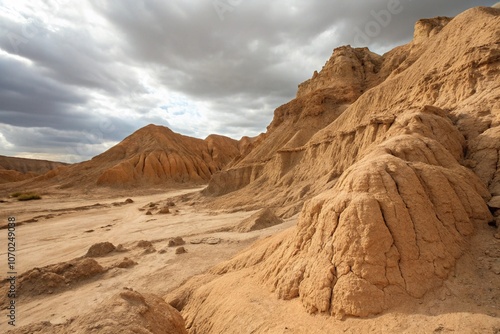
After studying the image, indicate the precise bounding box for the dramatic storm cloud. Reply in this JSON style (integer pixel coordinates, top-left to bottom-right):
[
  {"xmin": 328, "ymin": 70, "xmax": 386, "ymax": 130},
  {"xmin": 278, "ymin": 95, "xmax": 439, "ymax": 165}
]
[{"xmin": 0, "ymin": 0, "xmax": 496, "ymax": 162}]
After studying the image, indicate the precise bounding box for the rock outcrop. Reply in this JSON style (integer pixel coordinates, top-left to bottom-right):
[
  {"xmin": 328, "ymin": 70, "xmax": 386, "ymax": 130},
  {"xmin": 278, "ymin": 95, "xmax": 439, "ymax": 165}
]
[
  {"xmin": 172, "ymin": 6, "xmax": 500, "ymax": 329},
  {"xmin": 9, "ymin": 290, "xmax": 188, "ymax": 334},
  {"xmin": 16, "ymin": 124, "xmax": 244, "ymax": 189},
  {"xmin": 235, "ymin": 208, "xmax": 283, "ymax": 232},
  {"xmin": 0, "ymin": 155, "xmax": 67, "ymax": 184}
]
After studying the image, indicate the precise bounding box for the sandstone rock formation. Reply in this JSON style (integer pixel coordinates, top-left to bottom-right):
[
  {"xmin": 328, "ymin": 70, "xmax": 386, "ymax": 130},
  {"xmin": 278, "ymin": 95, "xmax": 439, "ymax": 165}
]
[
  {"xmin": 0, "ymin": 155, "xmax": 67, "ymax": 184},
  {"xmin": 13, "ymin": 124, "xmax": 243, "ymax": 189},
  {"xmin": 172, "ymin": 6, "xmax": 500, "ymax": 328},
  {"xmin": 235, "ymin": 208, "xmax": 283, "ymax": 232},
  {"xmin": 85, "ymin": 242, "xmax": 116, "ymax": 257},
  {"xmin": 0, "ymin": 258, "xmax": 104, "ymax": 308},
  {"xmin": 9, "ymin": 290, "xmax": 188, "ymax": 334}
]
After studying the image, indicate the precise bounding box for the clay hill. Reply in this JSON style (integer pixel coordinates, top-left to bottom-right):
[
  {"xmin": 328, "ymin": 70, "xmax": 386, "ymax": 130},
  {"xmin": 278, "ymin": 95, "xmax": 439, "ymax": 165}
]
[
  {"xmin": 166, "ymin": 6, "xmax": 500, "ymax": 331},
  {"xmin": 0, "ymin": 155, "xmax": 67, "ymax": 184},
  {"xmin": 7, "ymin": 124, "xmax": 245, "ymax": 190}
]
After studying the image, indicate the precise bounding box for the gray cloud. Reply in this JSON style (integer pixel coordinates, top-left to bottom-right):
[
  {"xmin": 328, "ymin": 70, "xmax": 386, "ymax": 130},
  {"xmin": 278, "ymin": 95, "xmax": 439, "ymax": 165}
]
[{"xmin": 0, "ymin": 0, "xmax": 496, "ymax": 162}]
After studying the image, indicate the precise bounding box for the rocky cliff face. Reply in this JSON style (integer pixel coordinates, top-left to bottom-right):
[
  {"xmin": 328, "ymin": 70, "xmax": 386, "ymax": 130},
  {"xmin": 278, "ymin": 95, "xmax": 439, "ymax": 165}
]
[{"xmin": 173, "ymin": 6, "xmax": 500, "ymax": 328}]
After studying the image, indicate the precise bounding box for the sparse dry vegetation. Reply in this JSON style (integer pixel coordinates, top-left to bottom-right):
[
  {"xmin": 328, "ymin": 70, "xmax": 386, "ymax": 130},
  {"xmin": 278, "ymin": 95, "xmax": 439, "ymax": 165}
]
[{"xmin": 11, "ymin": 192, "xmax": 42, "ymax": 201}]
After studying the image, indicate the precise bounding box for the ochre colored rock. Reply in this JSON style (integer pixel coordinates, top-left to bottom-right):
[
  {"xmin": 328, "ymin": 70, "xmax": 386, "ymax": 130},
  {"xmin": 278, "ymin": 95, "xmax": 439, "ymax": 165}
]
[
  {"xmin": 173, "ymin": 7, "xmax": 500, "ymax": 329},
  {"xmin": 9, "ymin": 290, "xmax": 188, "ymax": 334},
  {"xmin": 235, "ymin": 208, "xmax": 283, "ymax": 232}
]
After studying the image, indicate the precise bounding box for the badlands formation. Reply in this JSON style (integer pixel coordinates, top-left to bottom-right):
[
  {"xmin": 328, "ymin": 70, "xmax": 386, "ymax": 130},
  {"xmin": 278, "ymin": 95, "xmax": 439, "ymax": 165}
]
[
  {"xmin": 1, "ymin": 5, "xmax": 499, "ymax": 334},
  {"xmin": 0, "ymin": 156, "xmax": 67, "ymax": 184}
]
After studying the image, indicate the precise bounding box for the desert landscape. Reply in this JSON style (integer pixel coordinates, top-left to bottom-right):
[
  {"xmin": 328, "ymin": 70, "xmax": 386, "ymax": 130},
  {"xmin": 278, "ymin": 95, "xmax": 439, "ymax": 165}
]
[{"xmin": 1, "ymin": 5, "xmax": 500, "ymax": 334}]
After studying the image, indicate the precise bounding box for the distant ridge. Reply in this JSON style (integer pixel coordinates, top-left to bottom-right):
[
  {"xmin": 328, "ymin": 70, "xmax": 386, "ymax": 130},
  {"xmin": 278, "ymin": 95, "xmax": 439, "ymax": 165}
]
[
  {"xmin": 20, "ymin": 124, "xmax": 245, "ymax": 189},
  {"xmin": 0, "ymin": 155, "xmax": 67, "ymax": 184}
]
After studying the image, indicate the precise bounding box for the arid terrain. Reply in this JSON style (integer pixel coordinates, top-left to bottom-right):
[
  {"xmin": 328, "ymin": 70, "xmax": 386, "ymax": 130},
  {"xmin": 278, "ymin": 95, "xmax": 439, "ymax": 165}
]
[{"xmin": 1, "ymin": 5, "xmax": 500, "ymax": 334}]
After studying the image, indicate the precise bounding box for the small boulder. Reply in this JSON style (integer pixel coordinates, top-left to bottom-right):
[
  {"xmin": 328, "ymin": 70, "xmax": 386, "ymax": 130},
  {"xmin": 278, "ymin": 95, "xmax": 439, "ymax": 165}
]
[
  {"xmin": 142, "ymin": 246, "xmax": 156, "ymax": 254},
  {"xmin": 125, "ymin": 198, "xmax": 134, "ymax": 204},
  {"xmin": 488, "ymin": 196, "xmax": 500, "ymax": 209},
  {"xmin": 85, "ymin": 242, "xmax": 116, "ymax": 257},
  {"xmin": 116, "ymin": 257, "xmax": 137, "ymax": 268},
  {"xmin": 168, "ymin": 237, "xmax": 185, "ymax": 247},
  {"xmin": 175, "ymin": 247, "xmax": 187, "ymax": 254},
  {"xmin": 159, "ymin": 207, "xmax": 170, "ymax": 214},
  {"xmin": 137, "ymin": 240, "xmax": 153, "ymax": 248}
]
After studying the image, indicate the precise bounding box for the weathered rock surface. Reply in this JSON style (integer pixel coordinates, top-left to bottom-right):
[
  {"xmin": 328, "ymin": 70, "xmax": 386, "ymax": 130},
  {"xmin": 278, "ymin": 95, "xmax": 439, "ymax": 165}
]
[
  {"xmin": 235, "ymin": 208, "xmax": 283, "ymax": 232},
  {"xmin": 0, "ymin": 258, "xmax": 104, "ymax": 306},
  {"xmin": 0, "ymin": 155, "xmax": 67, "ymax": 184},
  {"xmin": 85, "ymin": 242, "xmax": 116, "ymax": 257},
  {"xmin": 173, "ymin": 6, "xmax": 500, "ymax": 328},
  {"xmin": 9, "ymin": 125, "xmax": 244, "ymax": 189},
  {"xmin": 9, "ymin": 290, "xmax": 188, "ymax": 334}
]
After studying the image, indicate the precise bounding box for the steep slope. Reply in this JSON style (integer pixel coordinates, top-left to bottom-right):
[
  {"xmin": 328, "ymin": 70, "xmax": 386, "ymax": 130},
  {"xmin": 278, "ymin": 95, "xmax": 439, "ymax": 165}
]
[
  {"xmin": 26, "ymin": 124, "xmax": 242, "ymax": 189},
  {"xmin": 171, "ymin": 6, "xmax": 500, "ymax": 330},
  {"xmin": 203, "ymin": 46, "xmax": 402, "ymax": 206},
  {"xmin": 0, "ymin": 155, "xmax": 67, "ymax": 184}
]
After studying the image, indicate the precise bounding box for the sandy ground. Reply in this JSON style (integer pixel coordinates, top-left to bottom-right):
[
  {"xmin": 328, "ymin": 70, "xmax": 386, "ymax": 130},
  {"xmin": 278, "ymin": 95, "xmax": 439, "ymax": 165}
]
[
  {"xmin": 0, "ymin": 187, "xmax": 499, "ymax": 333},
  {"xmin": 0, "ymin": 187, "xmax": 297, "ymax": 331}
]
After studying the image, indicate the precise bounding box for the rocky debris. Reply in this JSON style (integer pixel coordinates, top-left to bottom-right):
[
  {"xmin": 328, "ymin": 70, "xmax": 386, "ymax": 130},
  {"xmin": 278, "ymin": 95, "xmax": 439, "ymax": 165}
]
[
  {"xmin": 142, "ymin": 246, "xmax": 157, "ymax": 254},
  {"xmin": 146, "ymin": 210, "xmax": 153, "ymax": 215},
  {"xmin": 168, "ymin": 237, "xmax": 186, "ymax": 247},
  {"xmin": 85, "ymin": 242, "xmax": 116, "ymax": 257},
  {"xmin": 167, "ymin": 200, "xmax": 176, "ymax": 206},
  {"xmin": 137, "ymin": 240, "xmax": 153, "ymax": 248},
  {"xmin": 0, "ymin": 258, "xmax": 104, "ymax": 302},
  {"xmin": 235, "ymin": 208, "xmax": 283, "ymax": 232},
  {"xmin": 489, "ymin": 196, "xmax": 500, "ymax": 210},
  {"xmin": 8, "ymin": 290, "xmax": 188, "ymax": 334},
  {"xmin": 159, "ymin": 248, "xmax": 168, "ymax": 254},
  {"xmin": 115, "ymin": 257, "xmax": 137, "ymax": 269},
  {"xmin": 115, "ymin": 244, "xmax": 127, "ymax": 252},
  {"xmin": 124, "ymin": 198, "xmax": 134, "ymax": 204},
  {"xmin": 175, "ymin": 247, "xmax": 187, "ymax": 254},
  {"xmin": 159, "ymin": 207, "xmax": 171, "ymax": 214}
]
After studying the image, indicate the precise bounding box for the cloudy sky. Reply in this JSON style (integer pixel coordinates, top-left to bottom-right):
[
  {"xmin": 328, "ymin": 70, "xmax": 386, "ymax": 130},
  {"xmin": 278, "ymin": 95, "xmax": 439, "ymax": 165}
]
[{"xmin": 0, "ymin": 0, "xmax": 496, "ymax": 163}]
